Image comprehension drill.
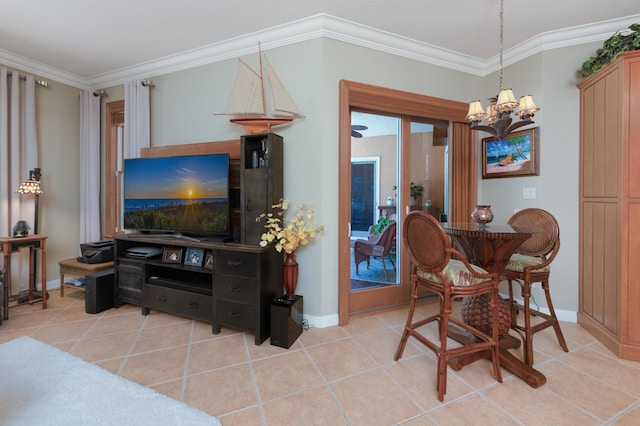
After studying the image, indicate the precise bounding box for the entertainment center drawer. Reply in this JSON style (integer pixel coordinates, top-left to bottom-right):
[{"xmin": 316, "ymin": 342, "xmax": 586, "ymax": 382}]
[
  {"xmin": 215, "ymin": 299, "xmax": 255, "ymax": 330},
  {"xmin": 143, "ymin": 284, "xmax": 212, "ymax": 322},
  {"xmin": 216, "ymin": 251, "xmax": 256, "ymax": 277},
  {"xmin": 215, "ymin": 276, "xmax": 254, "ymax": 304}
]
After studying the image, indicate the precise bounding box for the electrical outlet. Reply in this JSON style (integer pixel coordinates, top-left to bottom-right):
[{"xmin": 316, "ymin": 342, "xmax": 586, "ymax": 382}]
[{"xmin": 523, "ymin": 187, "xmax": 536, "ymax": 199}]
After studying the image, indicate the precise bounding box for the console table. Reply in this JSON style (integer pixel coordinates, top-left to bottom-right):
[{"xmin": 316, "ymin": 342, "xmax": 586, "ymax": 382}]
[{"xmin": 1, "ymin": 235, "xmax": 47, "ymax": 320}]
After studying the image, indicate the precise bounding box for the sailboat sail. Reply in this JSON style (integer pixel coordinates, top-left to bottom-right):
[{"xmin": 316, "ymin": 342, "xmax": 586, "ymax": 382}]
[
  {"xmin": 221, "ymin": 59, "xmax": 264, "ymax": 116},
  {"xmin": 218, "ymin": 47, "xmax": 304, "ymax": 132},
  {"xmin": 264, "ymin": 55, "xmax": 304, "ymax": 119}
]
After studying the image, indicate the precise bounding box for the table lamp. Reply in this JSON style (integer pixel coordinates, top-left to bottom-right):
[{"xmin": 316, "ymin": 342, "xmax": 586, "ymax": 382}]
[{"xmin": 16, "ymin": 167, "xmax": 45, "ymax": 300}]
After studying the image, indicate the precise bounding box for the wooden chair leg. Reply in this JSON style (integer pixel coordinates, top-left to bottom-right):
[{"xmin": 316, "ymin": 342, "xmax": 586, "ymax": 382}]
[
  {"xmin": 394, "ymin": 282, "xmax": 418, "ymax": 361},
  {"xmin": 437, "ymin": 304, "xmax": 450, "ymax": 402},
  {"xmin": 381, "ymin": 258, "xmax": 389, "ymax": 281},
  {"xmin": 507, "ymin": 279, "xmax": 518, "ymax": 329},
  {"xmin": 542, "ymin": 280, "xmax": 569, "ymax": 352},
  {"xmin": 522, "ymin": 282, "xmax": 534, "ymax": 366},
  {"xmin": 491, "ymin": 287, "xmax": 503, "ymax": 383}
]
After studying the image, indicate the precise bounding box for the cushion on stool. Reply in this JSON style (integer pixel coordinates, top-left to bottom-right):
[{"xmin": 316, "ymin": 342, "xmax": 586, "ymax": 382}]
[
  {"xmin": 417, "ymin": 259, "xmax": 493, "ymax": 287},
  {"xmin": 505, "ymin": 253, "xmax": 550, "ymax": 273}
]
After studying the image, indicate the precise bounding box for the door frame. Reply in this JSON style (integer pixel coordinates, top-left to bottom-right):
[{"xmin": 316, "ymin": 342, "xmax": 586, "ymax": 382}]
[{"xmin": 338, "ymin": 80, "xmax": 477, "ymax": 325}]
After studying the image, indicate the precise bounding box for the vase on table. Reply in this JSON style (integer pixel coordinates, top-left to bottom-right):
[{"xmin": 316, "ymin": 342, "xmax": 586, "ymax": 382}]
[
  {"xmin": 283, "ymin": 251, "xmax": 299, "ymax": 299},
  {"xmin": 471, "ymin": 205, "xmax": 494, "ymax": 228}
]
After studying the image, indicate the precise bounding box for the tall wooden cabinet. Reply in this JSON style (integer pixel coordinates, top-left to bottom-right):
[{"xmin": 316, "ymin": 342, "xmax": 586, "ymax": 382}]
[
  {"xmin": 577, "ymin": 50, "xmax": 640, "ymax": 360},
  {"xmin": 240, "ymin": 133, "xmax": 283, "ymax": 244}
]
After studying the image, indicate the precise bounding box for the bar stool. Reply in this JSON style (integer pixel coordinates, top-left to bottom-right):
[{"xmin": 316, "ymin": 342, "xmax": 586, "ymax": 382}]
[
  {"xmin": 504, "ymin": 208, "xmax": 569, "ymax": 366},
  {"xmin": 394, "ymin": 211, "xmax": 502, "ymax": 401}
]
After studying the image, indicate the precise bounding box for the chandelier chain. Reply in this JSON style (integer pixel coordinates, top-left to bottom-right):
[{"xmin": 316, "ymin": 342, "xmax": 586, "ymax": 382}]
[{"xmin": 499, "ymin": 0, "xmax": 504, "ymax": 91}]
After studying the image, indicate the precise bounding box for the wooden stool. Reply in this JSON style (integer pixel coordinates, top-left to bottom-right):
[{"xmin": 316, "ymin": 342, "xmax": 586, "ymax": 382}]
[{"xmin": 59, "ymin": 258, "xmax": 114, "ymax": 297}]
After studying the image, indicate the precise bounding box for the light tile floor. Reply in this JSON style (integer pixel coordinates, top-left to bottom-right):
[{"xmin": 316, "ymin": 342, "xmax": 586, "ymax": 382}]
[{"xmin": 2, "ymin": 290, "xmax": 640, "ymax": 425}]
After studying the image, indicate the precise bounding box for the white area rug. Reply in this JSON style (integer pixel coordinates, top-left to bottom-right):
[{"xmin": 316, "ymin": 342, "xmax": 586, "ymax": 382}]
[{"xmin": 0, "ymin": 336, "xmax": 220, "ymax": 426}]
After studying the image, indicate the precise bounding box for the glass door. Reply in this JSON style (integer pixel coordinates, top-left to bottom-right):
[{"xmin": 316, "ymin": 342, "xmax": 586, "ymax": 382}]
[
  {"xmin": 348, "ymin": 110, "xmax": 449, "ymax": 314},
  {"xmin": 350, "ymin": 112, "xmax": 400, "ymax": 300},
  {"xmin": 338, "ymin": 80, "xmax": 474, "ymax": 325}
]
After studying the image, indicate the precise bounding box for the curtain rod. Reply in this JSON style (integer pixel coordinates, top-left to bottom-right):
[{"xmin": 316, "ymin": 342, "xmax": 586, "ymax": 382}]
[
  {"xmin": 6, "ymin": 70, "xmax": 48, "ymax": 87},
  {"xmin": 93, "ymin": 79, "xmax": 154, "ymax": 97}
]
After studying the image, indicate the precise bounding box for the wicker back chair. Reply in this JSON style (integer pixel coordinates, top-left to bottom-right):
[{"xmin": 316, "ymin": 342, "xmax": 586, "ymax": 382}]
[
  {"xmin": 394, "ymin": 211, "xmax": 502, "ymax": 401},
  {"xmin": 504, "ymin": 208, "xmax": 568, "ymax": 366},
  {"xmin": 353, "ymin": 221, "xmax": 396, "ymax": 281}
]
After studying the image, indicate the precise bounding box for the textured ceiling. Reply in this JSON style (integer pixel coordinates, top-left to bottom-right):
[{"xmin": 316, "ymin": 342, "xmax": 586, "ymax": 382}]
[{"xmin": 1, "ymin": 0, "xmax": 639, "ymax": 88}]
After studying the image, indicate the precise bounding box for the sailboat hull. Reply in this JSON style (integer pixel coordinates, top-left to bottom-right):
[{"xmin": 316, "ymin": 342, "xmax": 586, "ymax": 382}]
[{"xmin": 230, "ymin": 117, "xmax": 293, "ymax": 133}]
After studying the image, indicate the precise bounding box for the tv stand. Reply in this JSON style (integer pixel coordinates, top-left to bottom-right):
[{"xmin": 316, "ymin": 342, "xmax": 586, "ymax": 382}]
[{"xmin": 113, "ymin": 234, "xmax": 282, "ymax": 345}]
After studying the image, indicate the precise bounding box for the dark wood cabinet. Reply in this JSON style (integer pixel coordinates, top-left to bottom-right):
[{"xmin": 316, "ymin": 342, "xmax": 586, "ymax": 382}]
[
  {"xmin": 212, "ymin": 246, "xmax": 283, "ymax": 345},
  {"xmin": 241, "ymin": 133, "xmax": 283, "ymax": 244},
  {"xmin": 113, "ymin": 235, "xmax": 283, "ymax": 345},
  {"xmin": 114, "ymin": 258, "xmax": 144, "ymax": 306}
]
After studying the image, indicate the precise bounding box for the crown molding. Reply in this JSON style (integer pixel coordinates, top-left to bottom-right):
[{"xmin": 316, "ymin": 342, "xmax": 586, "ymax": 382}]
[
  {"xmin": 2, "ymin": 13, "xmax": 639, "ymax": 90},
  {"xmin": 0, "ymin": 47, "xmax": 88, "ymax": 88},
  {"xmin": 500, "ymin": 14, "xmax": 640, "ymax": 73}
]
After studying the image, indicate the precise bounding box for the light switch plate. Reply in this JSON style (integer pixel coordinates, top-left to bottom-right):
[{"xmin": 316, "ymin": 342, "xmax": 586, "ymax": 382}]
[{"xmin": 523, "ymin": 187, "xmax": 536, "ymax": 199}]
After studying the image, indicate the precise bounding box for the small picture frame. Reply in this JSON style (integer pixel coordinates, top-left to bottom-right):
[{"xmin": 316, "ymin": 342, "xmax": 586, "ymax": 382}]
[
  {"xmin": 184, "ymin": 247, "xmax": 204, "ymax": 267},
  {"xmin": 204, "ymin": 251, "xmax": 214, "ymax": 270},
  {"xmin": 162, "ymin": 247, "xmax": 182, "ymax": 264}
]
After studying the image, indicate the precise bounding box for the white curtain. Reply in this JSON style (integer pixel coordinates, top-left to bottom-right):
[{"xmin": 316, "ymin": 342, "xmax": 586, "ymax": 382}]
[
  {"xmin": 79, "ymin": 90, "xmax": 101, "ymax": 243},
  {"xmin": 0, "ymin": 67, "xmax": 38, "ymax": 293},
  {"xmin": 124, "ymin": 80, "xmax": 150, "ymax": 159}
]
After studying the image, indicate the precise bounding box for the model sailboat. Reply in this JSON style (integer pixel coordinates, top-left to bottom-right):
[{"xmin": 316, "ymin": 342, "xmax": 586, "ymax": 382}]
[{"xmin": 218, "ymin": 46, "xmax": 304, "ymax": 133}]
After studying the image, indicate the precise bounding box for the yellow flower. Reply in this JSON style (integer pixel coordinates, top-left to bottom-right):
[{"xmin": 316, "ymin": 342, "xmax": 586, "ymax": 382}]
[{"xmin": 256, "ymin": 199, "xmax": 325, "ymax": 254}]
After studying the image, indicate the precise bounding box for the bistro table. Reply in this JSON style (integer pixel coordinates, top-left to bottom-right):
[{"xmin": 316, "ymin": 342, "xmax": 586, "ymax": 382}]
[{"xmin": 442, "ymin": 222, "xmax": 546, "ymax": 388}]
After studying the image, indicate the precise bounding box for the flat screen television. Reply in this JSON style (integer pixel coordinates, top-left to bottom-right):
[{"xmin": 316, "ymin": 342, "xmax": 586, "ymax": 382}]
[{"xmin": 123, "ymin": 153, "xmax": 230, "ymax": 238}]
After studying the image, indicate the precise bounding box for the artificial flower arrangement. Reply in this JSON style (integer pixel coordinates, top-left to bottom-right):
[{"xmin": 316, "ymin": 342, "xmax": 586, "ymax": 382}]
[{"xmin": 256, "ymin": 199, "xmax": 325, "ymax": 254}]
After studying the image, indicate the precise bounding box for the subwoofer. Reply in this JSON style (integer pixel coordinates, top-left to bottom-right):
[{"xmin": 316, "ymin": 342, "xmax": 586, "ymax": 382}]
[
  {"xmin": 270, "ymin": 295, "xmax": 303, "ymax": 349},
  {"xmin": 85, "ymin": 268, "xmax": 115, "ymax": 314}
]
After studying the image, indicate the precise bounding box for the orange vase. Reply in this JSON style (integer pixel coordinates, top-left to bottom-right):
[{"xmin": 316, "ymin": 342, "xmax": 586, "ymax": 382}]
[{"xmin": 283, "ymin": 252, "xmax": 298, "ymax": 299}]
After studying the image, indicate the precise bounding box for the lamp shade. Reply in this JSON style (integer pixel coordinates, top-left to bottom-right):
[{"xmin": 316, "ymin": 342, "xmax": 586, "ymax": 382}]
[
  {"xmin": 495, "ymin": 89, "xmax": 519, "ymax": 111},
  {"xmin": 16, "ymin": 179, "xmax": 43, "ymax": 195},
  {"xmin": 466, "ymin": 101, "xmax": 486, "ymax": 121},
  {"xmin": 516, "ymin": 95, "xmax": 540, "ymax": 116},
  {"xmin": 485, "ymin": 104, "xmax": 498, "ymax": 124}
]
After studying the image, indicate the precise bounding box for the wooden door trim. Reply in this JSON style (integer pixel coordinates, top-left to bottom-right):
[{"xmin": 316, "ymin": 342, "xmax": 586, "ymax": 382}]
[{"xmin": 338, "ymin": 80, "xmax": 476, "ymax": 325}]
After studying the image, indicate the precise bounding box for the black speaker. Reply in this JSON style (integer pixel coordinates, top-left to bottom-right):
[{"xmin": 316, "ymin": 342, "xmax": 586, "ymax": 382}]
[
  {"xmin": 270, "ymin": 295, "xmax": 303, "ymax": 349},
  {"xmin": 85, "ymin": 268, "xmax": 115, "ymax": 314}
]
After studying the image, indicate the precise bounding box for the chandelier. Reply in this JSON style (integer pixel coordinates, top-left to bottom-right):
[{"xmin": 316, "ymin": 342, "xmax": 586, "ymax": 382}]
[{"xmin": 466, "ymin": 0, "xmax": 540, "ymax": 140}]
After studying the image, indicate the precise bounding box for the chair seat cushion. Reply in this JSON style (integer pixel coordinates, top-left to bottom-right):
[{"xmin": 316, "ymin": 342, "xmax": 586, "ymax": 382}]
[
  {"xmin": 505, "ymin": 253, "xmax": 550, "ymax": 273},
  {"xmin": 417, "ymin": 259, "xmax": 492, "ymax": 287}
]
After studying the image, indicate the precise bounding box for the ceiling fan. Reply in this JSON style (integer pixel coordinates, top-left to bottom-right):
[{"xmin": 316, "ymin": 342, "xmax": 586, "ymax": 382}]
[{"xmin": 351, "ymin": 124, "xmax": 368, "ymax": 138}]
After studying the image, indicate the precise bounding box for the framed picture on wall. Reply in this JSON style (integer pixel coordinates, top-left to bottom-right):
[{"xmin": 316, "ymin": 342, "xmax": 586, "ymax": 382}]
[{"xmin": 482, "ymin": 127, "xmax": 540, "ymax": 179}]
